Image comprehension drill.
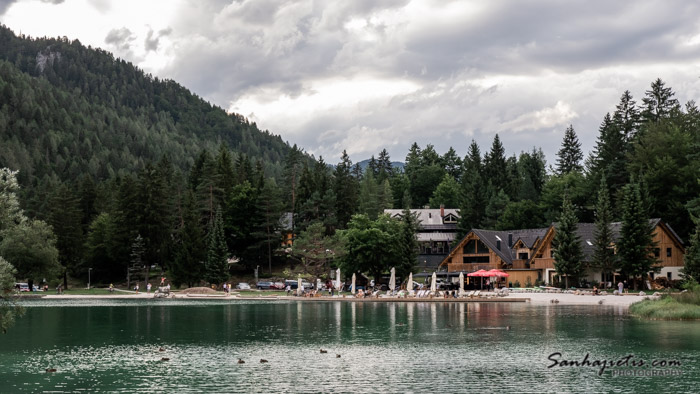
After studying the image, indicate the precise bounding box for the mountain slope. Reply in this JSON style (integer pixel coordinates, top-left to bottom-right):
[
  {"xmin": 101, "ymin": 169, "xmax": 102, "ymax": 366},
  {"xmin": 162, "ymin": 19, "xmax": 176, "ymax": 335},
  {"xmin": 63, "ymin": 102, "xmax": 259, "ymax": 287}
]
[{"xmin": 0, "ymin": 25, "xmax": 293, "ymax": 188}]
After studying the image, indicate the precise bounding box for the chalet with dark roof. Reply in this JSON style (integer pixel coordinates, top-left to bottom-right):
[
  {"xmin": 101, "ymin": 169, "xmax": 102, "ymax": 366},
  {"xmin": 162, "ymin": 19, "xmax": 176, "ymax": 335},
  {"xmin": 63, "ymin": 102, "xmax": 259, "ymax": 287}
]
[{"xmin": 441, "ymin": 219, "xmax": 685, "ymax": 286}]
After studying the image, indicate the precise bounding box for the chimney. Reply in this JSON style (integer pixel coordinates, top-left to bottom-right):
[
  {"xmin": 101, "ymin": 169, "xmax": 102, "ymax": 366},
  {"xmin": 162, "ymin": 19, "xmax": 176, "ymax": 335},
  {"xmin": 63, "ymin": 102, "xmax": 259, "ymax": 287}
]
[
  {"xmin": 440, "ymin": 204, "xmax": 445, "ymax": 217},
  {"xmin": 496, "ymin": 240, "xmax": 501, "ymax": 250},
  {"xmin": 508, "ymin": 233, "xmax": 513, "ymax": 247}
]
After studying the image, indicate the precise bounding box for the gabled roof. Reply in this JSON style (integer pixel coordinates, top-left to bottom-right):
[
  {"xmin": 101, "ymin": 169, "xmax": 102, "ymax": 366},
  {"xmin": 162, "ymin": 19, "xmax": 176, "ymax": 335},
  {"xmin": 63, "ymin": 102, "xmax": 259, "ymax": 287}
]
[
  {"xmin": 384, "ymin": 208, "xmax": 460, "ymax": 227},
  {"xmin": 441, "ymin": 227, "xmax": 549, "ymax": 266}
]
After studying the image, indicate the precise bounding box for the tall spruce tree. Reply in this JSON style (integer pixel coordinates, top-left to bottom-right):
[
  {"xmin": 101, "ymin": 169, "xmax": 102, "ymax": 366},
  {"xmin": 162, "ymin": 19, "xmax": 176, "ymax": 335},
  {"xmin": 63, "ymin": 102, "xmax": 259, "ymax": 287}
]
[
  {"xmin": 682, "ymin": 219, "xmax": 700, "ymax": 283},
  {"xmin": 205, "ymin": 206, "xmax": 229, "ymax": 286},
  {"xmin": 592, "ymin": 177, "xmax": 617, "ymax": 288},
  {"xmin": 396, "ymin": 207, "xmax": 419, "ymax": 279},
  {"xmin": 641, "ymin": 78, "xmax": 680, "ymax": 124},
  {"xmin": 171, "ymin": 190, "xmax": 205, "ymax": 288},
  {"xmin": 618, "ymin": 181, "xmax": 658, "ymax": 290},
  {"xmin": 334, "ymin": 150, "xmax": 358, "ymax": 228},
  {"xmin": 483, "ymin": 134, "xmax": 507, "ymax": 191},
  {"xmin": 552, "ymin": 194, "xmax": 583, "ymax": 289},
  {"xmin": 457, "ymin": 140, "xmax": 486, "ymax": 237},
  {"xmin": 556, "ymin": 125, "xmax": 583, "ymax": 175},
  {"xmin": 589, "ymin": 113, "xmax": 628, "ymax": 214}
]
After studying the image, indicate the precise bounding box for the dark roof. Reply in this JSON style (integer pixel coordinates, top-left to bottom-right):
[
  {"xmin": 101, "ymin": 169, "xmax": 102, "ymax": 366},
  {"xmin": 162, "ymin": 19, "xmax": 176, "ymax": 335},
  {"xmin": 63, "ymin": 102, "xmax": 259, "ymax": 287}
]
[{"xmin": 471, "ymin": 228, "xmax": 549, "ymax": 264}]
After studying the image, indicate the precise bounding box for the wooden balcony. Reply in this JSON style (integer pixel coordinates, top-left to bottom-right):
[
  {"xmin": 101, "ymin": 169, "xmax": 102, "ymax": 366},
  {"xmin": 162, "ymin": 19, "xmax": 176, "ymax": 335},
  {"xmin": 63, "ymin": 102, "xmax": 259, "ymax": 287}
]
[
  {"xmin": 447, "ymin": 263, "xmax": 495, "ymax": 272},
  {"xmin": 530, "ymin": 258, "xmax": 555, "ymax": 269},
  {"xmin": 511, "ymin": 259, "xmax": 530, "ymax": 269}
]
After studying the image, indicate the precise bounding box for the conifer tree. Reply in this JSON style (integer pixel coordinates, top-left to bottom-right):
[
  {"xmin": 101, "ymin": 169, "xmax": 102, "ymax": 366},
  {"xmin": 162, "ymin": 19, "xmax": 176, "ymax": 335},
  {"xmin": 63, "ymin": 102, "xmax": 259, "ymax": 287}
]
[
  {"xmin": 483, "ymin": 189, "xmax": 510, "ymax": 230},
  {"xmin": 641, "ymin": 78, "xmax": 680, "ymax": 124},
  {"xmin": 397, "ymin": 206, "xmax": 419, "ymax": 279},
  {"xmin": 205, "ymin": 206, "xmax": 229, "ymax": 286},
  {"xmin": 592, "ymin": 177, "xmax": 617, "ymax": 288},
  {"xmin": 552, "ymin": 194, "xmax": 583, "ymax": 289},
  {"xmin": 457, "ymin": 140, "xmax": 486, "ymax": 237},
  {"xmin": 171, "ymin": 190, "xmax": 205, "ymax": 288},
  {"xmin": 682, "ymin": 219, "xmax": 700, "ymax": 283},
  {"xmin": 556, "ymin": 125, "xmax": 583, "ymax": 175},
  {"xmin": 618, "ymin": 181, "xmax": 658, "ymax": 290},
  {"xmin": 334, "ymin": 150, "xmax": 358, "ymax": 228},
  {"xmin": 483, "ymin": 134, "xmax": 507, "ymax": 190}
]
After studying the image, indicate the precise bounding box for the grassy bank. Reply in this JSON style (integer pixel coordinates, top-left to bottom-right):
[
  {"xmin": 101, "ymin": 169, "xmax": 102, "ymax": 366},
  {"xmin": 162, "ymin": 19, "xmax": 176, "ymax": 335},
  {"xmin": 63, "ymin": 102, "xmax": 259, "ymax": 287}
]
[{"xmin": 630, "ymin": 289, "xmax": 700, "ymax": 320}]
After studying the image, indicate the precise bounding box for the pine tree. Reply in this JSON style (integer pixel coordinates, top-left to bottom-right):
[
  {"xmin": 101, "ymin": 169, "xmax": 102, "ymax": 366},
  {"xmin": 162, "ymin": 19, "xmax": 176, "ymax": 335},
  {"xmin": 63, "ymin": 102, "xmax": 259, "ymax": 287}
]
[
  {"xmin": 334, "ymin": 150, "xmax": 359, "ymax": 228},
  {"xmin": 592, "ymin": 177, "xmax": 617, "ymax": 288},
  {"xmin": 483, "ymin": 134, "xmax": 507, "ymax": 190},
  {"xmin": 589, "ymin": 113, "xmax": 628, "ymax": 214},
  {"xmin": 49, "ymin": 183, "xmax": 84, "ymax": 288},
  {"xmin": 682, "ymin": 219, "xmax": 700, "ymax": 283},
  {"xmin": 205, "ymin": 206, "xmax": 229, "ymax": 286},
  {"xmin": 641, "ymin": 78, "xmax": 680, "ymax": 124},
  {"xmin": 618, "ymin": 181, "xmax": 658, "ymax": 290},
  {"xmin": 613, "ymin": 90, "xmax": 640, "ymax": 142},
  {"xmin": 171, "ymin": 190, "xmax": 205, "ymax": 288},
  {"xmin": 556, "ymin": 125, "xmax": 583, "ymax": 175},
  {"xmin": 483, "ymin": 189, "xmax": 510, "ymax": 230},
  {"xmin": 396, "ymin": 206, "xmax": 419, "ymax": 279},
  {"xmin": 552, "ymin": 194, "xmax": 583, "ymax": 289},
  {"xmin": 457, "ymin": 140, "xmax": 486, "ymax": 237}
]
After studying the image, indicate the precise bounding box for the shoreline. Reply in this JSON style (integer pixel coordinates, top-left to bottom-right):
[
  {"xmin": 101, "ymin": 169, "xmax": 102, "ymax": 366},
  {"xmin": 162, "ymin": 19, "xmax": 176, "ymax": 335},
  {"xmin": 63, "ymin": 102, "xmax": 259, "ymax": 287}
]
[{"xmin": 31, "ymin": 291, "xmax": 656, "ymax": 307}]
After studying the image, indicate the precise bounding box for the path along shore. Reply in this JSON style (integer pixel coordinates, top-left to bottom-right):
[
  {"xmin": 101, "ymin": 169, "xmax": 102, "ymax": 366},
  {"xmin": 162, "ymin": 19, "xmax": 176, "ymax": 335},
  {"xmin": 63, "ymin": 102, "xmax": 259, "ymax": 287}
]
[{"xmin": 37, "ymin": 290, "xmax": 657, "ymax": 307}]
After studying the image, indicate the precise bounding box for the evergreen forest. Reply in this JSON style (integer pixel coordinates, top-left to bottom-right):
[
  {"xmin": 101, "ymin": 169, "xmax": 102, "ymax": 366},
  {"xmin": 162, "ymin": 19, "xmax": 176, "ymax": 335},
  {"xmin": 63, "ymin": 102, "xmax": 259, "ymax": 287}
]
[{"xmin": 0, "ymin": 25, "xmax": 699, "ymax": 289}]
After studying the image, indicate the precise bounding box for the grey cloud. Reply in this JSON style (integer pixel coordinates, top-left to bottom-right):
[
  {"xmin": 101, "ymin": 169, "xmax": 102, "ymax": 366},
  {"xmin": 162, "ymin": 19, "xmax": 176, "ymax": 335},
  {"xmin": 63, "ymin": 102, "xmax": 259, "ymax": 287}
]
[
  {"xmin": 145, "ymin": 27, "xmax": 172, "ymax": 52},
  {"xmin": 105, "ymin": 27, "xmax": 135, "ymax": 51},
  {"xmin": 152, "ymin": 0, "xmax": 700, "ymax": 163},
  {"xmin": 0, "ymin": 0, "xmax": 16, "ymax": 15},
  {"xmin": 40, "ymin": 0, "xmax": 65, "ymax": 4}
]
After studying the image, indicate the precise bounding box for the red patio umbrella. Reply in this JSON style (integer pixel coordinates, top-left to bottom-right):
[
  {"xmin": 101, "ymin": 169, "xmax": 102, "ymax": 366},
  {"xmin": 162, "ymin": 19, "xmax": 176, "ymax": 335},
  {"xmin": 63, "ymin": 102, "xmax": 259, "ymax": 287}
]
[
  {"xmin": 467, "ymin": 269, "xmax": 489, "ymax": 289},
  {"xmin": 486, "ymin": 269, "xmax": 509, "ymax": 289}
]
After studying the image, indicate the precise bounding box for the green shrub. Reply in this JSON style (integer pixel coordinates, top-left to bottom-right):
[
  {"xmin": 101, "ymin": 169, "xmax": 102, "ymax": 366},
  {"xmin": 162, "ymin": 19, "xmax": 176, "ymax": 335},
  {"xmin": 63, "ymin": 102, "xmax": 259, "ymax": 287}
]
[
  {"xmin": 514, "ymin": 280, "xmax": 521, "ymax": 288},
  {"xmin": 525, "ymin": 276, "xmax": 533, "ymax": 288}
]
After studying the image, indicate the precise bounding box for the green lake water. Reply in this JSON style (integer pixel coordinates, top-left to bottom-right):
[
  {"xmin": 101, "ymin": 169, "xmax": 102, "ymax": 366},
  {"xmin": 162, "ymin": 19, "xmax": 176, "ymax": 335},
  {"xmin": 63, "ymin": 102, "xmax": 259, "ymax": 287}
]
[{"xmin": 1, "ymin": 299, "xmax": 699, "ymax": 393}]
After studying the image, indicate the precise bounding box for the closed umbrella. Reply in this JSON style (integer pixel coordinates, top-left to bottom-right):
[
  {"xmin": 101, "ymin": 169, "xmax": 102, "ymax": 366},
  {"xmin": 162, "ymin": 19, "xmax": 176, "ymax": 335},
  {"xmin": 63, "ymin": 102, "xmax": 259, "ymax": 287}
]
[
  {"xmin": 459, "ymin": 272, "xmax": 465, "ymax": 296},
  {"xmin": 351, "ymin": 273, "xmax": 356, "ymax": 294},
  {"xmin": 297, "ymin": 275, "xmax": 303, "ymax": 296},
  {"xmin": 408, "ymin": 272, "xmax": 414, "ymax": 293},
  {"xmin": 430, "ymin": 272, "xmax": 437, "ymax": 293},
  {"xmin": 335, "ymin": 268, "xmax": 341, "ymax": 293},
  {"xmin": 389, "ymin": 267, "xmax": 396, "ymax": 293}
]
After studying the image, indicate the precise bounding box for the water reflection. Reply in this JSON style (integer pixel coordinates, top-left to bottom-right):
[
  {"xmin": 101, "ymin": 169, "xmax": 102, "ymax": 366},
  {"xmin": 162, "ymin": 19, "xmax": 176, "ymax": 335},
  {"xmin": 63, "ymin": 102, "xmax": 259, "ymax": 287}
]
[{"xmin": 3, "ymin": 300, "xmax": 700, "ymax": 393}]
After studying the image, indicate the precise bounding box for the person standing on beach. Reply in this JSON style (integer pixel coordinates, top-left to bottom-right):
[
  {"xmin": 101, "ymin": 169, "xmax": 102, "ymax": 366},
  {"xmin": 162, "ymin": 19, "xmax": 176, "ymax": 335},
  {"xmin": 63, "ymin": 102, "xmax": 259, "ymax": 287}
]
[
  {"xmin": 618, "ymin": 281, "xmax": 623, "ymax": 294},
  {"xmin": 147, "ymin": 283, "xmax": 152, "ymax": 293}
]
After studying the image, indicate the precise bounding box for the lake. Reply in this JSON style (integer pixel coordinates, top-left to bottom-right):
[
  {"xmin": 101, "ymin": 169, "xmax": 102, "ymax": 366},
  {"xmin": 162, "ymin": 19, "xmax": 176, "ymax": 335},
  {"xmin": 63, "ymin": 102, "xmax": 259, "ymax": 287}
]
[{"xmin": 1, "ymin": 299, "xmax": 699, "ymax": 393}]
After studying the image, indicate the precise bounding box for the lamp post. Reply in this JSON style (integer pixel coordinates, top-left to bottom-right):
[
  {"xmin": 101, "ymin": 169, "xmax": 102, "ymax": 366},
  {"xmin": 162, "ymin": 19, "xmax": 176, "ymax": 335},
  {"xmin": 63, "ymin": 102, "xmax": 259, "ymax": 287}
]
[
  {"xmin": 255, "ymin": 265, "xmax": 260, "ymax": 285},
  {"xmin": 88, "ymin": 268, "xmax": 92, "ymax": 290}
]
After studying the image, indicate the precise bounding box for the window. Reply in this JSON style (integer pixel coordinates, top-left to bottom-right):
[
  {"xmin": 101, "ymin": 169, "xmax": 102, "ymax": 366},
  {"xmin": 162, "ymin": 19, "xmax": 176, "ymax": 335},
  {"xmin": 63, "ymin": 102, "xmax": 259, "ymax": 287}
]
[
  {"xmin": 463, "ymin": 240, "xmax": 476, "ymax": 254},
  {"xmin": 518, "ymin": 252, "xmax": 529, "ymax": 260},
  {"xmin": 654, "ymin": 248, "xmax": 660, "ymax": 257},
  {"xmin": 667, "ymin": 272, "xmax": 672, "ymax": 280},
  {"xmin": 476, "ymin": 240, "xmax": 489, "ymax": 254},
  {"xmin": 667, "ymin": 248, "xmax": 672, "ymax": 257},
  {"xmin": 463, "ymin": 256, "xmax": 490, "ymax": 264}
]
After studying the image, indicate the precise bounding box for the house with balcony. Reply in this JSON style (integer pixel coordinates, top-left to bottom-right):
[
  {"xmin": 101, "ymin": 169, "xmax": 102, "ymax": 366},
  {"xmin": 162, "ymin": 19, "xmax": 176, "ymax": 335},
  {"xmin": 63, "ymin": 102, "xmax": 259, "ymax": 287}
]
[{"xmin": 440, "ymin": 219, "xmax": 685, "ymax": 287}]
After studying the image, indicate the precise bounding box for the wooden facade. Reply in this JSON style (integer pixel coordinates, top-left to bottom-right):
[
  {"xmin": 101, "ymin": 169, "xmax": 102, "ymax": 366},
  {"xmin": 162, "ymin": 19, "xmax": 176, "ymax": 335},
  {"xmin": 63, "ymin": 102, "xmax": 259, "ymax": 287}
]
[{"xmin": 441, "ymin": 219, "xmax": 685, "ymax": 286}]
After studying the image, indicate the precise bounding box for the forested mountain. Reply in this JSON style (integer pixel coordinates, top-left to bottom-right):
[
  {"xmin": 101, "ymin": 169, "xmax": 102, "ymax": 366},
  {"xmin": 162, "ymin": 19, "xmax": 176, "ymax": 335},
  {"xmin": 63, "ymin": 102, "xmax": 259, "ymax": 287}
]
[
  {"xmin": 0, "ymin": 24, "xmax": 698, "ymax": 290},
  {"xmin": 0, "ymin": 25, "xmax": 292, "ymax": 213}
]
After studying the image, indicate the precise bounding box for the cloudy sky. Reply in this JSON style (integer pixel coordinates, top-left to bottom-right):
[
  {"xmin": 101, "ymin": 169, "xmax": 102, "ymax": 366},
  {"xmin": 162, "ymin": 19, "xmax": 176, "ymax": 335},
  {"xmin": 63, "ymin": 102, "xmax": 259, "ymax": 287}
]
[{"xmin": 2, "ymin": 0, "xmax": 700, "ymax": 165}]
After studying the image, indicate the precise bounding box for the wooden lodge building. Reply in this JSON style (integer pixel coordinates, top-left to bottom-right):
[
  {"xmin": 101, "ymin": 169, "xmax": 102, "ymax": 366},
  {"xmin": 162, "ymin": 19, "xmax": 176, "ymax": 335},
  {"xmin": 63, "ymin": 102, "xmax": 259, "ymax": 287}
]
[{"xmin": 439, "ymin": 219, "xmax": 685, "ymax": 287}]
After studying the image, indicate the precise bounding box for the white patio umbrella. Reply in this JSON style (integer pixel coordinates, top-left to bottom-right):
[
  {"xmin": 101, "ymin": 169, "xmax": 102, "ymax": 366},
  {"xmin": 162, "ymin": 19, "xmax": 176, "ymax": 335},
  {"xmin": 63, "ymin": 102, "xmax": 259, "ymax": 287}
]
[
  {"xmin": 335, "ymin": 268, "xmax": 341, "ymax": 292},
  {"xmin": 408, "ymin": 272, "xmax": 414, "ymax": 293},
  {"xmin": 430, "ymin": 272, "xmax": 437, "ymax": 293},
  {"xmin": 297, "ymin": 275, "xmax": 303, "ymax": 296},
  {"xmin": 389, "ymin": 267, "xmax": 396, "ymax": 292},
  {"xmin": 351, "ymin": 273, "xmax": 356, "ymax": 294},
  {"xmin": 459, "ymin": 272, "xmax": 465, "ymax": 296}
]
